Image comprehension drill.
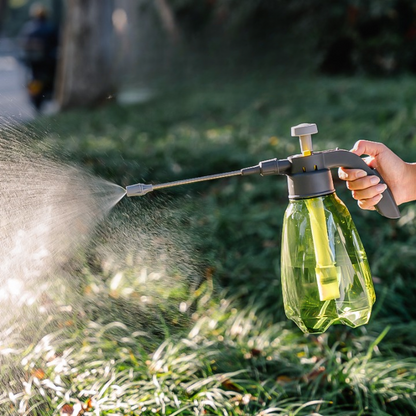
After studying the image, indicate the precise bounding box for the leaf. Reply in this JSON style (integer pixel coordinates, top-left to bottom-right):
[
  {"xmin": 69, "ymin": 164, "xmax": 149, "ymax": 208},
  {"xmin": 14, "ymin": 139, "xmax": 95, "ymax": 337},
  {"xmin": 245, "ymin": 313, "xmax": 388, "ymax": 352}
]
[
  {"xmin": 60, "ymin": 400, "xmax": 92, "ymax": 416},
  {"xmin": 221, "ymin": 378, "xmax": 241, "ymax": 392},
  {"xmin": 60, "ymin": 405, "xmax": 74, "ymax": 416},
  {"xmin": 250, "ymin": 348, "xmax": 262, "ymax": 357},
  {"xmin": 276, "ymin": 375, "xmax": 297, "ymax": 385},
  {"xmin": 31, "ymin": 368, "xmax": 46, "ymax": 380},
  {"xmin": 84, "ymin": 398, "xmax": 93, "ymax": 411},
  {"xmin": 303, "ymin": 366, "xmax": 326, "ymax": 383}
]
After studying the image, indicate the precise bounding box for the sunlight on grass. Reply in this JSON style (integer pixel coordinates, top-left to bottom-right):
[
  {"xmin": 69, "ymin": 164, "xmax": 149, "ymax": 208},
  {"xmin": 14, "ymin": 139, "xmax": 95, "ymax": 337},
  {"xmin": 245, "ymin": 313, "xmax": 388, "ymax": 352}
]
[{"xmin": 3, "ymin": 73, "xmax": 416, "ymax": 414}]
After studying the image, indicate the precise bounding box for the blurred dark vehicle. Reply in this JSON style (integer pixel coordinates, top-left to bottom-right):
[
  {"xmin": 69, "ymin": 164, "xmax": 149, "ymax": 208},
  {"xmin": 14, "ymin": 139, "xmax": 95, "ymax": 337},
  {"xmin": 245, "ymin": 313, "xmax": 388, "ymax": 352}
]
[{"xmin": 19, "ymin": 3, "xmax": 59, "ymax": 111}]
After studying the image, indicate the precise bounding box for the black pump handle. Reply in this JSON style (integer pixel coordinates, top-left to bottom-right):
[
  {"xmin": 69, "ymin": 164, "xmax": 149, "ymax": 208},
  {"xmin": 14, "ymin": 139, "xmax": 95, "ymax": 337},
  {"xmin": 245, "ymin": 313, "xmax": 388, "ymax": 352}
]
[{"xmin": 323, "ymin": 149, "xmax": 400, "ymax": 219}]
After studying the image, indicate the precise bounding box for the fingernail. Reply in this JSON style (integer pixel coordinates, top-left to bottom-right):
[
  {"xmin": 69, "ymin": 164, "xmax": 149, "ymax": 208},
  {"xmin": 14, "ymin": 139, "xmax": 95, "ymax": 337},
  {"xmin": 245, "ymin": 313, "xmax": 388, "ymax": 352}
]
[
  {"xmin": 376, "ymin": 184, "xmax": 387, "ymax": 193},
  {"xmin": 370, "ymin": 176, "xmax": 380, "ymax": 185},
  {"xmin": 356, "ymin": 171, "xmax": 367, "ymax": 178}
]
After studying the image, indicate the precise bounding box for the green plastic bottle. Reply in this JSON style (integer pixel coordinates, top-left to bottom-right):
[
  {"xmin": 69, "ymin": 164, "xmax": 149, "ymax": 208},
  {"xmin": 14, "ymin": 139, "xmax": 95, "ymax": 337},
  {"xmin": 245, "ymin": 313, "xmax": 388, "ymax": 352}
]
[
  {"xmin": 281, "ymin": 193, "xmax": 375, "ymax": 334},
  {"xmin": 271, "ymin": 122, "xmax": 400, "ymax": 334}
]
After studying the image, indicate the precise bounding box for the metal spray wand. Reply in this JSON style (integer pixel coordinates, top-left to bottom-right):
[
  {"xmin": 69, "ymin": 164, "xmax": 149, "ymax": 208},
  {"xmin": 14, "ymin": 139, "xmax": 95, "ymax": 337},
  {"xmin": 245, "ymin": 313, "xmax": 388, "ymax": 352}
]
[{"xmin": 125, "ymin": 160, "xmax": 291, "ymax": 197}]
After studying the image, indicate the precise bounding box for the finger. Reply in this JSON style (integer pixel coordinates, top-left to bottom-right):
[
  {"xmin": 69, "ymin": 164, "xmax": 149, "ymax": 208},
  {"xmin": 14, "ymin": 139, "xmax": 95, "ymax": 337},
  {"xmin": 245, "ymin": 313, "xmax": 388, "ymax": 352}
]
[
  {"xmin": 338, "ymin": 167, "xmax": 367, "ymax": 181},
  {"xmin": 345, "ymin": 174, "xmax": 380, "ymax": 191},
  {"xmin": 357, "ymin": 194, "xmax": 383, "ymax": 211},
  {"xmin": 351, "ymin": 183, "xmax": 387, "ymax": 201}
]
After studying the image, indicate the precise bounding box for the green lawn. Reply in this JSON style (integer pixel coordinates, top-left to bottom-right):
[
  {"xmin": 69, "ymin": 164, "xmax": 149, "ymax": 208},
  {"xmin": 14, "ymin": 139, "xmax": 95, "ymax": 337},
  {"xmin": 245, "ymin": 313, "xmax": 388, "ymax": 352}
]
[{"xmin": 3, "ymin": 72, "xmax": 416, "ymax": 415}]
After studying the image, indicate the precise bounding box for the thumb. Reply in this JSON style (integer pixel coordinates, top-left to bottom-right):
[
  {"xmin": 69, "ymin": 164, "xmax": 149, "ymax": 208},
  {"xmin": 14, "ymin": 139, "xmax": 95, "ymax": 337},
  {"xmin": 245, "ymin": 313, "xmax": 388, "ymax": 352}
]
[{"xmin": 351, "ymin": 140, "xmax": 386, "ymax": 158}]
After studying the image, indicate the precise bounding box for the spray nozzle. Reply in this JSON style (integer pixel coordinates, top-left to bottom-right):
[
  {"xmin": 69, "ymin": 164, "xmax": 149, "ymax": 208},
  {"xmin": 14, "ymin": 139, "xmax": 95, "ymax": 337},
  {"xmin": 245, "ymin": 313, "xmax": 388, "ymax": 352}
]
[{"xmin": 126, "ymin": 183, "xmax": 154, "ymax": 197}]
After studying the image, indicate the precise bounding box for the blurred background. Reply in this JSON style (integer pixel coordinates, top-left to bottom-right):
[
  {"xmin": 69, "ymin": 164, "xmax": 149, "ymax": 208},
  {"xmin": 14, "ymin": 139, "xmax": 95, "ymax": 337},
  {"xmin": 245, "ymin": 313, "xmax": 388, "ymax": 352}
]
[{"xmin": 3, "ymin": 0, "xmax": 416, "ymax": 115}]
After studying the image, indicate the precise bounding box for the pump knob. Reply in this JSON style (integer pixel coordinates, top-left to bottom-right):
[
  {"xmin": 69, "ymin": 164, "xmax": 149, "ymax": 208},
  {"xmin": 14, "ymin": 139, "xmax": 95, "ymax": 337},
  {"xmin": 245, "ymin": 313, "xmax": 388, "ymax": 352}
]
[{"xmin": 291, "ymin": 123, "xmax": 318, "ymax": 156}]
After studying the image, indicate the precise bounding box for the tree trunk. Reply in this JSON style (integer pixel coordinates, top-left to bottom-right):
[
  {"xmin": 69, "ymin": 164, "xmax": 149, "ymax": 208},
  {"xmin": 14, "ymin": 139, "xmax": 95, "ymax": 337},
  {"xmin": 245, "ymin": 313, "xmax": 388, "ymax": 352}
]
[
  {"xmin": 0, "ymin": 0, "xmax": 8, "ymax": 33},
  {"xmin": 56, "ymin": 0, "xmax": 115, "ymax": 110}
]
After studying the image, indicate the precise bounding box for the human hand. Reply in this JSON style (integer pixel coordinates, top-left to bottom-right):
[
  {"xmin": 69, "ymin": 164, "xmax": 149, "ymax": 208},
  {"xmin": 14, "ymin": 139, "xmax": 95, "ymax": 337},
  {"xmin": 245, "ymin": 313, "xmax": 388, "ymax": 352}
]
[{"xmin": 338, "ymin": 140, "xmax": 416, "ymax": 210}]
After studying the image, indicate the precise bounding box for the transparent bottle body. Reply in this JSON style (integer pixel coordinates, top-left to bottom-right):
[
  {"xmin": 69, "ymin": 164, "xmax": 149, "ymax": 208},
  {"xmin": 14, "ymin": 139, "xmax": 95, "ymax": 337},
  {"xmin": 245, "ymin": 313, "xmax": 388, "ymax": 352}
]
[{"xmin": 281, "ymin": 193, "xmax": 375, "ymax": 334}]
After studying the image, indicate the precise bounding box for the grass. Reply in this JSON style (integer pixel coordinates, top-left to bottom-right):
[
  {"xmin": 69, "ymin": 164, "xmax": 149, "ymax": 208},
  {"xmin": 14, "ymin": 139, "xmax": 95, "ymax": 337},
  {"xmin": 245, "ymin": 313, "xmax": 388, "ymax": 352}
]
[{"xmin": 3, "ymin": 70, "xmax": 416, "ymax": 415}]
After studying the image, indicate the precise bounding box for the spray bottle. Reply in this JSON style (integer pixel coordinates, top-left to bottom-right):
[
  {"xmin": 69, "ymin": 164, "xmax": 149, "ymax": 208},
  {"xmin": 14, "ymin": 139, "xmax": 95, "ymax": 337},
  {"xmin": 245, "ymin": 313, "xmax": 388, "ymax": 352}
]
[{"xmin": 125, "ymin": 123, "xmax": 400, "ymax": 334}]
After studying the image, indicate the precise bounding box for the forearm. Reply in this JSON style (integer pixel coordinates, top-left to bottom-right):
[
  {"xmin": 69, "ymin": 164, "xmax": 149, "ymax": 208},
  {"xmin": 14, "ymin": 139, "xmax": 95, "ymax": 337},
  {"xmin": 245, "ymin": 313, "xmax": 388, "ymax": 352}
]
[{"xmin": 400, "ymin": 163, "xmax": 416, "ymax": 205}]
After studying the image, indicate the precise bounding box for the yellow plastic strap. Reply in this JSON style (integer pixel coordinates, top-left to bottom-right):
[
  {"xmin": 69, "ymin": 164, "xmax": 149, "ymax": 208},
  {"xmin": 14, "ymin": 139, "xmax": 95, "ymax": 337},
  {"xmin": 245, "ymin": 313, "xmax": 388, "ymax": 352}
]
[{"xmin": 305, "ymin": 198, "xmax": 340, "ymax": 301}]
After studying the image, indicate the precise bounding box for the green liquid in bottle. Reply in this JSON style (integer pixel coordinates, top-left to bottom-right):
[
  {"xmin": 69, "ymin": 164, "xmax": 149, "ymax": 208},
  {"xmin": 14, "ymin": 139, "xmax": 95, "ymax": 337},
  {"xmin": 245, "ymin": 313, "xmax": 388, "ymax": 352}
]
[{"xmin": 281, "ymin": 193, "xmax": 375, "ymax": 334}]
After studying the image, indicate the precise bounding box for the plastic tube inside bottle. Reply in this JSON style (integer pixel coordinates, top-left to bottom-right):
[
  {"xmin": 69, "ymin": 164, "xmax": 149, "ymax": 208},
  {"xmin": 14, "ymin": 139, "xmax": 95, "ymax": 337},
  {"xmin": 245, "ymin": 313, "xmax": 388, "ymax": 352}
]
[{"xmin": 305, "ymin": 198, "xmax": 340, "ymax": 301}]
